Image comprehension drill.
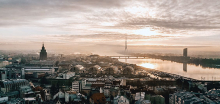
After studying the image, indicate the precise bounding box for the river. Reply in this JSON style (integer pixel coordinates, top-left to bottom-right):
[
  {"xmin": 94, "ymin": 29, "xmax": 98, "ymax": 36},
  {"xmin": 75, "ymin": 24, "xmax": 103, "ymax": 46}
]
[{"xmin": 119, "ymin": 58, "xmax": 220, "ymax": 81}]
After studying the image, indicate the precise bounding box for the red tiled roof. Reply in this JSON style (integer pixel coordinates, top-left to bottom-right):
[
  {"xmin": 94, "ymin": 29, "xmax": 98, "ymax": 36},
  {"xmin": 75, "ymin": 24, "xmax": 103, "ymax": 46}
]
[{"xmin": 91, "ymin": 93, "xmax": 106, "ymax": 104}]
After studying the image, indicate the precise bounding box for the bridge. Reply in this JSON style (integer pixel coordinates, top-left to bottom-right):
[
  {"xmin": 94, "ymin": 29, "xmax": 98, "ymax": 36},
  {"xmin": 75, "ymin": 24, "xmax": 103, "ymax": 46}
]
[{"xmin": 107, "ymin": 56, "xmax": 148, "ymax": 59}]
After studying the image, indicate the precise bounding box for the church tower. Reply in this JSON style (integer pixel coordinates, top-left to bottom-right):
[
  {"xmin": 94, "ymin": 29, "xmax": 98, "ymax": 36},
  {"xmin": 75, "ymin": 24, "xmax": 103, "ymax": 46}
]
[{"xmin": 40, "ymin": 43, "xmax": 47, "ymax": 60}]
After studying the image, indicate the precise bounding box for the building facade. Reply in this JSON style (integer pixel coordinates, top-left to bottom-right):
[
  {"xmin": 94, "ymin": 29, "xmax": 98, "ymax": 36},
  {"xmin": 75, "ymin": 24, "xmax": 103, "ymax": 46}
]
[
  {"xmin": 40, "ymin": 43, "xmax": 47, "ymax": 60},
  {"xmin": 183, "ymin": 48, "xmax": 187, "ymax": 57}
]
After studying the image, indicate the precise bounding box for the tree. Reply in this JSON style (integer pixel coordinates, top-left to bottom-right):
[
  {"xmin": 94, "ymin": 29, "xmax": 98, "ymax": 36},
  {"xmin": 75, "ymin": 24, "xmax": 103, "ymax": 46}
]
[
  {"xmin": 55, "ymin": 61, "xmax": 59, "ymax": 66},
  {"xmin": 136, "ymin": 79, "xmax": 142, "ymax": 88},
  {"xmin": 50, "ymin": 84, "xmax": 59, "ymax": 96},
  {"xmin": 40, "ymin": 77, "xmax": 48, "ymax": 86},
  {"xmin": 20, "ymin": 58, "xmax": 26, "ymax": 64}
]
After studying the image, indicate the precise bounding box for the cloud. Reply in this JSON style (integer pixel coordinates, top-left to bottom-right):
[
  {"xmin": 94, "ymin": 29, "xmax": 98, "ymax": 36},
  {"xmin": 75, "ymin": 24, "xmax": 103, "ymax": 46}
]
[
  {"xmin": 1, "ymin": 0, "xmax": 220, "ymax": 49},
  {"xmin": 45, "ymin": 33, "xmax": 174, "ymax": 43},
  {"xmin": 0, "ymin": 0, "xmax": 126, "ymax": 27},
  {"xmin": 1, "ymin": 0, "xmax": 220, "ymax": 32}
]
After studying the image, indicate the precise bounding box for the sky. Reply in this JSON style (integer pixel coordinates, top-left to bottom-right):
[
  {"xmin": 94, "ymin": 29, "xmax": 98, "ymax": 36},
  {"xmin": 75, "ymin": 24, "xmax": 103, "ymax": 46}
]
[{"xmin": 1, "ymin": 0, "xmax": 220, "ymax": 55}]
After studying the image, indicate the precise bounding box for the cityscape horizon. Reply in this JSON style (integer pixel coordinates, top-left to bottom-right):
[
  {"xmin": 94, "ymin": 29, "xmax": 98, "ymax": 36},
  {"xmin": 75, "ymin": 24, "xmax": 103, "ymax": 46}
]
[{"xmin": 1, "ymin": 0, "xmax": 220, "ymax": 104}]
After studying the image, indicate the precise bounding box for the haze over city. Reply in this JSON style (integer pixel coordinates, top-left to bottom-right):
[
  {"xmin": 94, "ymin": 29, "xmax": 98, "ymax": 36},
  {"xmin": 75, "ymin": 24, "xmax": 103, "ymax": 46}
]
[
  {"xmin": 2, "ymin": 1, "xmax": 220, "ymax": 104},
  {"xmin": 1, "ymin": 0, "xmax": 220, "ymax": 56}
]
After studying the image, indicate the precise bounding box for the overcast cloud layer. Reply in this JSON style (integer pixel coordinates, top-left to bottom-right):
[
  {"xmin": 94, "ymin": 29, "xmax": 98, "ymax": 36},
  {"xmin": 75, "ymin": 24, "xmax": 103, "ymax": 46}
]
[{"xmin": 1, "ymin": 0, "xmax": 220, "ymax": 54}]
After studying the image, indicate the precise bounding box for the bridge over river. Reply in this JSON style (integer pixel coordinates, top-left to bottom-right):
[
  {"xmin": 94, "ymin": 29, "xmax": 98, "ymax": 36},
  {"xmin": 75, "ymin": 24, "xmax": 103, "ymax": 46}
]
[{"xmin": 107, "ymin": 55, "xmax": 149, "ymax": 59}]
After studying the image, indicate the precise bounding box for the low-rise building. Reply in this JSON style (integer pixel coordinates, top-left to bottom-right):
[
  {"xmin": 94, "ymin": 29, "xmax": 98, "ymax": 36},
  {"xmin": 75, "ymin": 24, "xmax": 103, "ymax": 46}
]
[
  {"xmin": 6, "ymin": 98, "xmax": 25, "ymax": 104},
  {"xmin": 169, "ymin": 91, "xmax": 209, "ymax": 104},
  {"xmin": 72, "ymin": 81, "xmax": 82, "ymax": 93},
  {"xmin": 113, "ymin": 95, "xmax": 130, "ymax": 104},
  {"xmin": 135, "ymin": 100, "xmax": 151, "ymax": 104},
  {"xmin": 88, "ymin": 65, "xmax": 102, "ymax": 74},
  {"xmin": 61, "ymin": 72, "xmax": 75, "ymax": 79},
  {"xmin": 24, "ymin": 66, "xmax": 55, "ymax": 75},
  {"xmin": 30, "ymin": 60, "xmax": 54, "ymax": 66},
  {"xmin": 70, "ymin": 65, "xmax": 86, "ymax": 74},
  {"xmin": 0, "ymin": 96, "xmax": 8, "ymax": 104},
  {"xmin": 0, "ymin": 79, "xmax": 29, "ymax": 93},
  {"xmin": 19, "ymin": 85, "xmax": 34, "ymax": 98},
  {"xmin": 0, "ymin": 67, "xmax": 25, "ymax": 79}
]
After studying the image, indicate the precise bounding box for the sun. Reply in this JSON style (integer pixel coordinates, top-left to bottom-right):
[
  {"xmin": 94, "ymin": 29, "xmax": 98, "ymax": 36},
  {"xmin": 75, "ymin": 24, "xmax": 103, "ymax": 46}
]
[{"xmin": 133, "ymin": 28, "xmax": 159, "ymax": 36}]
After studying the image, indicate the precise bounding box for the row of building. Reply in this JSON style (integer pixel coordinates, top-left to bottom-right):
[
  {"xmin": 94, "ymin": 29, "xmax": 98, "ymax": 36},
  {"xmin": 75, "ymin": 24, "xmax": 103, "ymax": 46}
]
[
  {"xmin": 169, "ymin": 91, "xmax": 220, "ymax": 104},
  {"xmin": 50, "ymin": 77, "xmax": 166, "ymax": 104},
  {"xmin": 70, "ymin": 65, "xmax": 135, "ymax": 75}
]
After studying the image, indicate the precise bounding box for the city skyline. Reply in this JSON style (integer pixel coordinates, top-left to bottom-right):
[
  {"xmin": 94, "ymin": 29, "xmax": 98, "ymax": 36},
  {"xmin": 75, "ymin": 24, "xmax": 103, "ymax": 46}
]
[{"xmin": 1, "ymin": 0, "xmax": 220, "ymax": 54}]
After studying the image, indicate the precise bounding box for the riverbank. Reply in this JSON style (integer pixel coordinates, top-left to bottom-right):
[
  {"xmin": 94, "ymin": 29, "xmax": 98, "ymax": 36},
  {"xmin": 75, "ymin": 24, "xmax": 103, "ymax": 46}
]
[{"xmin": 131, "ymin": 53, "xmax": 220, "ymax": 69}]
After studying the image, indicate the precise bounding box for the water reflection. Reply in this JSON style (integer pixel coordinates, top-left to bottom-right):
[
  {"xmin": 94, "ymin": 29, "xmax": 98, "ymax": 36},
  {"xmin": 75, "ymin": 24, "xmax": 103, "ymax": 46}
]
[
  {"xmin": 183, "ymin": 63, "xmax": 187, "ymax": 72},
  {"xmin": 140, "ymin": 63, "xmax": 156, "ymax": 69},
  {"xmin": 119, "ymin": 59, "xmax": 220, "ymax": 81}
]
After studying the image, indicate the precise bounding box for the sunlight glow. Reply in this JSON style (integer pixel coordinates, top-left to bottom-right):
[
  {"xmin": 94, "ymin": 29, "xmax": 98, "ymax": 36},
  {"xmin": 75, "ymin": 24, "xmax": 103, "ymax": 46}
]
[
  {"xmin": 133, "ymin": 28, "xmax": 159, "ymax": 36},
  {"xmin": 100, "ymin": 22, "xmax": 117, "ymax": 26},
  {"xmin": 125, "ymin": 6, "xmax": 149, "ymax": 16},
  {"xmin": 139, "ymin": 63, "xmax": 156, "ymax": 69}
]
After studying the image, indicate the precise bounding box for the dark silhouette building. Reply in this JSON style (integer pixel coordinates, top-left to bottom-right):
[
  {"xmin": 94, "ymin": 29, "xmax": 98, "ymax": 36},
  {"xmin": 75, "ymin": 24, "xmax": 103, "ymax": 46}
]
[
  {"xmin": 40, "ymin": 43, "xmax": 47, "ymax": 60},
  {"xmin": 183, "ymin": 48, "xmax": 187, "ymax": 57},
  {"xmin": 183, "ymin": 63, "xmax": 187, "ymax": 72}
]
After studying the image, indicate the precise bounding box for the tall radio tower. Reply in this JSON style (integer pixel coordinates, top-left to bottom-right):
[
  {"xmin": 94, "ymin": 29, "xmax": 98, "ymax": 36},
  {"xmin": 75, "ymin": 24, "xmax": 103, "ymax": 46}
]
[
  {"xmin": 125, "ymin": 34, "xmax": 128, "ymax": 62},
  {"xmin": 125, "ymin": 34, "xmax": 127, "ymax": 51}
]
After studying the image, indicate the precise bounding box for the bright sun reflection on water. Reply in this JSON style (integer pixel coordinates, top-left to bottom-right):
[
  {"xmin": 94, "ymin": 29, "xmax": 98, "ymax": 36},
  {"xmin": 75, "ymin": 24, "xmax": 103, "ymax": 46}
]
[{"xmin": 139, "ymin": 63, "xmax": 156, "ymax": 69}]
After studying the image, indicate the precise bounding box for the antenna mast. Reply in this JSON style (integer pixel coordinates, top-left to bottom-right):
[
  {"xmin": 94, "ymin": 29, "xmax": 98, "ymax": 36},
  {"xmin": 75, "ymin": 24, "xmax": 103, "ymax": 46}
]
[{"xmin": 125, "ymin": 34, "xmax": 127, "ymax": 51}]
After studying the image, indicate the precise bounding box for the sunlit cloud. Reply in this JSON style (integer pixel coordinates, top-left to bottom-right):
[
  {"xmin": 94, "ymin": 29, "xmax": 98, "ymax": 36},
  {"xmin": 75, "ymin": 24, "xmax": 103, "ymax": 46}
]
[
  {"xmin": 0, "ymin": 0, "xmax": 220, "ymax": 52},
  {"xmin": 133, "ymin": 28, "xmax": 159, "ymax": 36}
]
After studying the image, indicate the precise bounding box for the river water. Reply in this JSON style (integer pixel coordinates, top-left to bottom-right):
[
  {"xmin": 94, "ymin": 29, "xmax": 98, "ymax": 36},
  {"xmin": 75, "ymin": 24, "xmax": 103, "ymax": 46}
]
[{"xmin": 119, "ymin": 59, "xmax": 220, "ymax": 81}]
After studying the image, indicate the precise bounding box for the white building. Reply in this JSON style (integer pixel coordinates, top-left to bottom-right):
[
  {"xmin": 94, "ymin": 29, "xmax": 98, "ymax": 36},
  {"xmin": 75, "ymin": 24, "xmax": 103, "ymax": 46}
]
[
  {"xmin": 114, "ymin": 96, "xmax": 130, "ymax": 104},
  {"xmin": 83, "ymin": 78, "xmax": 105, "ymax": 85},
  {"xmin": 0, "ymin": 96, "xmax": 8, "ymax": 103},
  {"xmin": 120, "ymin": 79, "xmax": 126, "ymax": 86},
  {"xmin": 53, "ymin": 91, "xmax": 65, "ymax": 100},
  {"xmin": 30, "ymin": 60, "xmax": 54, "ymax": 66},
  {"xmin": 104, "ymin": 82, "xmax": 112, "ymax": 97},
  {"xmin": 135, "ymin": 92, "xmax": 145, "ymax": 101},
  {"xmin": 72, "ymin": 81, "xmax": 81, "ymax": 93},
  {"xmin": 63, "ymin": 72, "xmax": 75, "ymax": 79},
  {"xmin": 24, "ymin": 67, "xmax": 55, "ymax": 74}
]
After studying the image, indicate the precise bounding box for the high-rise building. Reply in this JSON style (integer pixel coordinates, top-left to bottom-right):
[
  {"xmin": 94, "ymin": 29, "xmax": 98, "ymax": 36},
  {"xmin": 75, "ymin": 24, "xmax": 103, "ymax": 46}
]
[
  {"xmin": 183, "ymin": 48, "xmax": 187, "ymax": 57},
  {"xmin": 40, "ymin": 43, "xmax": 47, "ymax": 60}
]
